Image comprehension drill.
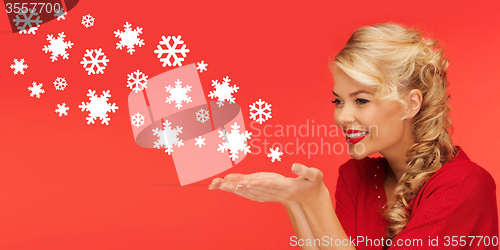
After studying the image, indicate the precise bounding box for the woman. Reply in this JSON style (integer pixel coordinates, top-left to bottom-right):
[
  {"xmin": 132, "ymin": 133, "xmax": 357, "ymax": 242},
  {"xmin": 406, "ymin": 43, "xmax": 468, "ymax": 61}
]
[{"xmin": 208, "ymin": 22, "xmax": 499, "ymax": 249}]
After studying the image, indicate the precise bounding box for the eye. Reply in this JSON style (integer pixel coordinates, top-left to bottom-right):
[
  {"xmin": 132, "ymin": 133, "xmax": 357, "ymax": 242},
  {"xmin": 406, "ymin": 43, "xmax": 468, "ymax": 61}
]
[
  {"xmin": 331, "ymin": 99, "xmax": 344, "ymax": 105},
  {"xmin": 356, "ymin": 98, "xmax": 369, "ymax": 105}
]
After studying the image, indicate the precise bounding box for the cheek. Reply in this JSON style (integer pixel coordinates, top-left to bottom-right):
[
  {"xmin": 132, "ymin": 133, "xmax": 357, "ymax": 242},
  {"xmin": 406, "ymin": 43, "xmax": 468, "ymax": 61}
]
[
  {"xmin": 367, "ymin": 103, "xmax": 405, "ymax": 139},
  {"xmin": 370, "ymin": 116, "xmax": 405, "ymax": 142}
]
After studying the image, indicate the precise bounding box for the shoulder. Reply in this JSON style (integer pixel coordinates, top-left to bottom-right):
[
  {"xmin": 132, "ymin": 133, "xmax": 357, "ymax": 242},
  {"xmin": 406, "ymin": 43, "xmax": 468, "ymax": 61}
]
[
  {"xmin": 420, "ymin": 146, "xmax": 496, "ymax": 201},
  {"xmin": 406, "ymin": 147, "xmax": 498, "ymax": 237},
  {"xmin": 429, "ymin": 147, "xmax": 495, "ymax": 189}
]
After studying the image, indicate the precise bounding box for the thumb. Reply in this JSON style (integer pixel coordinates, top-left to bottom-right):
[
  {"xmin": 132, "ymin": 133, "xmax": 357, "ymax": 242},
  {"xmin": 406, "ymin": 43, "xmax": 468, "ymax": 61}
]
[{"xmin": 292, "ymin": 163, "xmax": 323, "ymax": 182}]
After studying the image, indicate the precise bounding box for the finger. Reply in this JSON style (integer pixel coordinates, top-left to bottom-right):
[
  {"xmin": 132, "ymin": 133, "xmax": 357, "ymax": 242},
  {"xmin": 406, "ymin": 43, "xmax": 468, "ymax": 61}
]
[
  {"xmin": 218, "ymin": 181, "xmax": 239, "ymax": 192},
  {"xmin": 208, "ymin": 178, "xmax": 239, "ymax": 190},
  {"xmin": 291, "ymin": 163, "xmax": 323, "ymax": 182},
  {"xmin": 210, "ymin": 177, "xmax": 225, "ymax": 185},
  {"xmin": 223, "ymin": 173, "xmax": 245, "ymax": 182},
  {"xmin": 208, "ymin": 178, "xmax": 225, "ymax": 190}
]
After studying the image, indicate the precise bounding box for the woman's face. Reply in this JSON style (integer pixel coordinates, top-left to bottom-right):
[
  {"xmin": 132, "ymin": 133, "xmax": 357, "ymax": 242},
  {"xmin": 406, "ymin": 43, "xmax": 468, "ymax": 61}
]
[{"xmin": 332, "ymin": 66, "xmax": 407, "ymax": 160}]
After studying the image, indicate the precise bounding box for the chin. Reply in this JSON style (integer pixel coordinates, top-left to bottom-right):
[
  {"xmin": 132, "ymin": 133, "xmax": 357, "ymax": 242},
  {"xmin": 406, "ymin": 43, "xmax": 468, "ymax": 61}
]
[
  {"xmin": 347, "ymin": 143, "xmax": 374, "ymax": 160},
  {"xmin": 348, "ymin": 148, "xmax": 368, "ymax": 160}
]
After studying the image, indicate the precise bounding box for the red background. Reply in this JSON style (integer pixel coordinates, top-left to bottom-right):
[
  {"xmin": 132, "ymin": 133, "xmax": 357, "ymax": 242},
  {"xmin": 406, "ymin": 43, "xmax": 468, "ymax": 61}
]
[{"xmin": 1, "ymin": 0, "xmax": 499, "ymax": 249}]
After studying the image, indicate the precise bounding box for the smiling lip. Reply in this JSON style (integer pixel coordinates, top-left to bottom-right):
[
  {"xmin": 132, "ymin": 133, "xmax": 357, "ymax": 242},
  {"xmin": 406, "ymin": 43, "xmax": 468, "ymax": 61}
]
[
  {"xmin": 343, "ymin": 129, "xmax": 368, "ymax": 145},
  {"xmin": 343, "ymin": 129, "xmax": 365, "ymax": 134}
]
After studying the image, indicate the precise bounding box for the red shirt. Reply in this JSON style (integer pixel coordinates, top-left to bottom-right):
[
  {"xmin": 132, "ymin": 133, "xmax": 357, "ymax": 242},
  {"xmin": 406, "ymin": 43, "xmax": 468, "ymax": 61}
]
[{"xmin": 334, "ymin": 146, "xmax": 499, "ymax": 249}]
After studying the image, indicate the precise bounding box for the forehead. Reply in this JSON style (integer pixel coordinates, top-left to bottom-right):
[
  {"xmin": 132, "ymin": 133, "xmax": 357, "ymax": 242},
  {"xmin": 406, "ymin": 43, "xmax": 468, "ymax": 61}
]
[{"xmin": 333, "ymin": 66, "xmax": 376, "ymax": 95}]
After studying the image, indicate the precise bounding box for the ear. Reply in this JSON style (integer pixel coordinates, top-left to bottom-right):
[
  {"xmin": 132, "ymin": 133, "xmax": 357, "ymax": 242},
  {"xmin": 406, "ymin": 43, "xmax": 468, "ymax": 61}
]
[{"xmin": 405, "ymin": 89, "xmax": 423, "ymax": 119}]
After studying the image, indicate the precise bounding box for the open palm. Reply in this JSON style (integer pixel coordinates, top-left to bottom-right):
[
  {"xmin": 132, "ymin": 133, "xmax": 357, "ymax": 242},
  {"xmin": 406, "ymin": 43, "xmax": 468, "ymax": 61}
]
[{"xmin": 209, "ymin": 164, "xmax": 327, "ymax": 205}]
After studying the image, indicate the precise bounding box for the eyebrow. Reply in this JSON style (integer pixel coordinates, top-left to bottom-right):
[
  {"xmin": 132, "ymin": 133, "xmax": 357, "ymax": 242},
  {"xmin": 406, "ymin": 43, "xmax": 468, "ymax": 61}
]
[{"xmin": 332, "ymin": 90, "xmax": 374, "ymax": 97}]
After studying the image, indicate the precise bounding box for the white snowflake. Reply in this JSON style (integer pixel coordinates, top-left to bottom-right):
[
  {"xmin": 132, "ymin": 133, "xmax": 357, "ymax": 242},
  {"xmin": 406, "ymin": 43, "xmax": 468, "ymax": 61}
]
[
  {"xmin": 131, "ymin": 112, "xmax": 145, "ymax": 128},
  {"xmin": 217, "ymin": 122, "xmax": 252, "ymax": 161},
  {"xmin": 28, "ymin": 81, "xmax": 45, "ymax": 98},
  {"xmin": 79, "ymin": 89, "xmax": 118, "ymax": 125},
  {"xmin": 80, "ymin": 48, "xmax": 109, "ymax": 75},
  {"xmin": 249, "ymin": 99, "xmax": 272, "ymax": 124},
  {"xmin": 127, "ymin": 70, "xmax": 148, "ymax": 93},
  {"xmin": 55, "ymin": 103, "xmax": 69, "ymax": 117},
  {"xmin": 196, "ymin": 60, "xmax": 208, "ymax": 73},
  {"xmin": 12, "ymin": 7, "xmax": 42, "ymax": 32},
  {"xmin": 194, "ymin": 136, "xmax": 206, "ymax": 148},
  {"xmin": 54, "ymin": 9, "xmax": 66, "ymax": 21},
  {"xmin": 53, "ymin": 77, "xmax": 67, "ymax": 90},
  {"xmin": 165, "ymin": 79, "xmax": 192, "ymax": 109},
  {"xmin": 152, "ymin": 120, "xmax": 184, "ymax": 155},
  {"xmin": 115, "ymin": 22, "xmax": 144, "ymax": 55},
  {"xmin": 81, "ymin": 14, "xmax": 94, "ymax": 28},
  {"xmin": 42, "ymin": 32, "xmax": 73, "ymax": 62},
  {"xmin": 267, "ymin": 147, "xmax": 283, "ymax": 163},
  {"xmin": 154, "ymin": 35, "xmax": 190, "ymax": 67},
  {"xmin": 195, "ymin": 108, "xmax": 210, "ymax": 123},
  {"xmin": 10, "ymin": 58, "xmax": 28, "ymax": 75},
  {"xmin": 18, "ymin": 26, "xmax": 38, "ymax": 35},
  {"xmin": 208, "ymin": 76, "xmax": 239, "ymax": 107}
]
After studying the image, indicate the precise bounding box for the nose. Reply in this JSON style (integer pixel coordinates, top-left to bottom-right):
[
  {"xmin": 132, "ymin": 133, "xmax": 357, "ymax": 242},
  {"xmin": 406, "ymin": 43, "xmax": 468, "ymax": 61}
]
[{"xmin": 336, "ymin": 105, "xmax": 356, "ymax": 126}]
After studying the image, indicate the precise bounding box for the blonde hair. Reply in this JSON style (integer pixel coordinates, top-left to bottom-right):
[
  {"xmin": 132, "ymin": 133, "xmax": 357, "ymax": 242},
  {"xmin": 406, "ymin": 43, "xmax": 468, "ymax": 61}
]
[{"xmin": 331, "ymin": 22, "xmax": 455, "ymax": 240}]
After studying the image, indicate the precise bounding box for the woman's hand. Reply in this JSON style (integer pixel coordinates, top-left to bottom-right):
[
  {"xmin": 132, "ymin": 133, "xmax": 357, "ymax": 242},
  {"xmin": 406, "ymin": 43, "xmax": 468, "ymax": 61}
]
[
  {"xmin": 208, "ymin": 172, "xmax": 287, "ymax": 202},
  {"xmin": 208, "ymin": 163, "xmax": 329, "ymax": 206}
]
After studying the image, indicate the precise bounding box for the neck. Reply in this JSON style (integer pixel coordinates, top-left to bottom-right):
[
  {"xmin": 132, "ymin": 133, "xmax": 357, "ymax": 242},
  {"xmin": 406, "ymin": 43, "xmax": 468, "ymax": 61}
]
[{"xmin": 380, "ymin": 121, "xmax": 414, "ymax": 182}]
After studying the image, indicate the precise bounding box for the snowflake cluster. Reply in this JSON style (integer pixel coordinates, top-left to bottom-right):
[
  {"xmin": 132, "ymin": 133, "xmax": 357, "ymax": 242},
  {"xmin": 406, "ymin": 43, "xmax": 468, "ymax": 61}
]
[
  {"xmin": 196, "ymin": 60, "xmax": 208, "ymax": 73},
  {"xmin": 81, "ymin": 14, "xmax": 94, "ymax": 28},
  {"xmin": 55, "ymin": 103, "xmax": 69, "ymax": 116},
  {"xmin": 267, "ymin": 147, "xmax": 283, "ymax": 163},
  {"xmin": 194, "ymin": 136, "xmax": 206, "ymax": 148},
  {"xmin": 10, "ymin": 58, "xmax": 28, "ymax": 75},
  {"xmin": 208, "ymin": 76, "xmax": 239, "ymax": 107},
  {"xmin": 12, "ymin": 14, "xmax": 282, "ymax": 167},
  {"xmin": 115, "ymin": 22, "xmax": 144, "ymax": 55},
  {"xmin": 131, "ymin": 112, "xmax": 145, "ymax": 128},
  {"xmin": 165, "ymin": 79, "xmax": 192, "ymax": 109},
  {"xmin": 28, "ymin": 81, "xmax": 45, "ymax": 98},
  {"xmin": 80, "ymin": 48, "xmax": 109, "ymax": 75},
  {"xmin": 154, "ymin": 35, "xmax": 190, "ymax": 67},
  {"xmin": 42, "ymin": 32, "xmax": 73, "ymax": 62},
  {"xmin": 53, "ymin": 77, "xmax": 67, "ymax": 91},
  {"xmin": 12, "ymin": 7, "xmax": 42, "ymax": 32},
  {"xmin": 79, "ymin": 89, "xmax": 118, "ymax": 125},
  {"xmin": 127, "ymin": 70, "xmax": 148, "ymax": 93},
  {"xmin": 217, "ymin": 122, "xmax": 252, "ymax": 161},
  {"xmin": 195, "ymin": 108, "xmax": 210, "ymax": 123},
  {"xmin": 152, "ymin": 120, "xmax": 184, "ymax": 155},
  {"xmin": 249, "ymin": 99, "xmax": 272, "ymax": 124}
]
